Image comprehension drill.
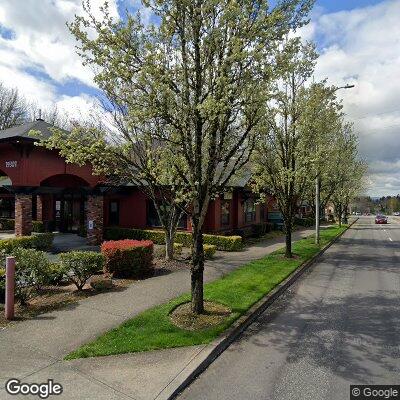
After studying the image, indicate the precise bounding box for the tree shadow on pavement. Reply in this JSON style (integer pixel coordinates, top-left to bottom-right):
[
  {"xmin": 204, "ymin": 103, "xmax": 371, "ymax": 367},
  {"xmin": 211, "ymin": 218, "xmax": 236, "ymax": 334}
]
[{"xmin": 233, "ymin": 288, "xmax": 400, "ymax": 384}]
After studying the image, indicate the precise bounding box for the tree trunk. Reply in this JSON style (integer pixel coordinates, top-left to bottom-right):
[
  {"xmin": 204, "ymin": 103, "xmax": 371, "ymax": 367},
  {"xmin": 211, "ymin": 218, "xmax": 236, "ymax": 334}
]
[
  {"xmin": 285, "ymin": 225, "xmax": 292, "ymax": 258},
  {"xmin": 165, "ymin": 229, "xmax": 175, "ymax": 261},
  {"xmin": 191, "ymin": 223, "xmax": 204, "ymax": 314}
]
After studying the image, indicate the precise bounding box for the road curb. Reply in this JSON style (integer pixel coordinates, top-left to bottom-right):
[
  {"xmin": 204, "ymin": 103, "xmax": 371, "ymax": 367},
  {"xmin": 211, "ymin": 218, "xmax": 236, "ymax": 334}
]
[{"xmin": 163, "ymin": 219, "xmax": 358, "ymax": 400}]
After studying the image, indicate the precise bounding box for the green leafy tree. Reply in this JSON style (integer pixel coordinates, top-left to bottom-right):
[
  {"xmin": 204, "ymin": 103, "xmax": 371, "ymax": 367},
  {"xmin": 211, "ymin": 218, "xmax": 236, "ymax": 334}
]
[
  {"xmin": 328, "ymin": 127, "xmax": 368, "ymax": 225},
  {"xmin": 253, "ymin": 38, "xmax": 317, "ymax": 258},
  {"xmin": 43, "ymin": 0, "xmax": 314, "ymax": 313},
  {"xmin": 299, "ymin": 81, "xmax": 344, "ymax": 217}
]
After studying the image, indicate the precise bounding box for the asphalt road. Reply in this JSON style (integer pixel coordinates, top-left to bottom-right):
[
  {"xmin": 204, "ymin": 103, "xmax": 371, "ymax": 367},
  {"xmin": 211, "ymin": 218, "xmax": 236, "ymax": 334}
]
[{"xmin": 178, "ymin": 217, "xmax": 400, "ymax": 400}]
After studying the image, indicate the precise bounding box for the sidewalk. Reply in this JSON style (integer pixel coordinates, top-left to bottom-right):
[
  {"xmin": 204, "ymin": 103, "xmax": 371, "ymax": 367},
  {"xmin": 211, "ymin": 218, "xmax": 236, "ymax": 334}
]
[{"xmin": 0, "ymin": 227, "xmax": 318, "ymax": 400}]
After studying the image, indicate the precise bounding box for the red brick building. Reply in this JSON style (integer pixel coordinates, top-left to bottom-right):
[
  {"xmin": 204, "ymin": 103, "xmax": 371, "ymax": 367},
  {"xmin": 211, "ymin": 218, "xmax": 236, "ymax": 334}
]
[{"xmin": 0, "ymin": 120, "xmax": 272, "ymax": 243}]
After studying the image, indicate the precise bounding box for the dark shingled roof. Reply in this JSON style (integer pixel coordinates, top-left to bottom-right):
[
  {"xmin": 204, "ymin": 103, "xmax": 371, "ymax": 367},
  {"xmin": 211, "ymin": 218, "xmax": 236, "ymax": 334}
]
[{"xmin": 0, "ymin": 119, "xmax": 67, "ymax": 142}]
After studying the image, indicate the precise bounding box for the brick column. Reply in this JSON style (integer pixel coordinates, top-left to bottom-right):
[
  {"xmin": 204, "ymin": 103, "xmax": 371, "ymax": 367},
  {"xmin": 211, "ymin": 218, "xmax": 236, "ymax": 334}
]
[
  {"xmin": 15, "ymin": 194, "xmax": 33, "ymax": 236},
  {"xmin": 86, "ymin": 195, "xmax": 104, "ymax": 245},
  {"xmin": 36, "ymin": 195, "xmax": 43, "ymax": 221}
]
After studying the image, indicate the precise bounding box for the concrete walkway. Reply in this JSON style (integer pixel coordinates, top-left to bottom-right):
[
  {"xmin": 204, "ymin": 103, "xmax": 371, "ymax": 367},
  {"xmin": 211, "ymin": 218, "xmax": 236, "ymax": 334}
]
[{"xmin": 0, "ymin": 227, "xmax": 319, "ymax": 400}]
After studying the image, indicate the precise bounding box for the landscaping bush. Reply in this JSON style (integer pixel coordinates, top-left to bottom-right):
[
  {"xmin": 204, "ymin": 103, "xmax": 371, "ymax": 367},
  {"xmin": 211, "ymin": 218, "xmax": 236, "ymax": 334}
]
[
  {"xmin": 0, "ymin": 236, "xmax": 35, "ymax": 254},
  {"xmin": 31, "ymin": 233, "xmax": 54, "ymax": 251},
  {"xmin": 202, "ymin": 234, "xmax": 242, "ymax": 251},
  {"xmin": 12, "ymin": 247, "xmax": 50, "ymax": 304},
  {"xmin": 32, "ymin": 220, "xmax": 45, "ymax": 233},
  {"xmin": 101, "ymin": 240, "xmax": 154, "ymax": 278},
  {"xmin": 60, "ymin": 251, "xmax": 105, "ymax": 291},
  {"xmin": 174, "ymin": 242, "xmax": 183, "ymax": 255},
  {"xmin": 0, "ymin": 233, "xmax": 54, "ymax": 254},
  {"xmin": 251, "ymin": 223, "xmax": 267, "ymax": 238},
  {"xmin": 0, "ymin": 218, "xmax": 14, "ymax": 230},
  {"xmin": 204, "ymin": 244, "xmax": 217, "ymax": 259},
  {"xmin": 294, "ymin": 217, "xmax": 314, "ymax": 227},
  {"xmin": 42, "ymin": 262, "xmax": 66, "ymax": 286},
  {"xmin": 104, "ymin": 228, "xmax": 242, "ymax": 251},
  {"xmin": 90, "ymin": 274, "xmax": 113, "ymax": 291},
  {"xmin": 158, "ymin": 242, "xmax": 183, "ymax": 259}
]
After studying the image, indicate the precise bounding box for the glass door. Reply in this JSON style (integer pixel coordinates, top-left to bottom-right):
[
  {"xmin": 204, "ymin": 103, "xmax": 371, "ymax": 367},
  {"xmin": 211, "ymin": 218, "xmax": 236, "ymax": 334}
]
[{"xmin": 54, "ymin": 194, "xmax": 85, "ymax": 232}]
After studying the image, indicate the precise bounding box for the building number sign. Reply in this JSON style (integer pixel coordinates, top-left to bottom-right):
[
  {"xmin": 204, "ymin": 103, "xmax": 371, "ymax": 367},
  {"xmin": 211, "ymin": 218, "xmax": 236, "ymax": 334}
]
[{"xmin": 5, "ymin": 161, "xmax": 17, "ymax": 168}]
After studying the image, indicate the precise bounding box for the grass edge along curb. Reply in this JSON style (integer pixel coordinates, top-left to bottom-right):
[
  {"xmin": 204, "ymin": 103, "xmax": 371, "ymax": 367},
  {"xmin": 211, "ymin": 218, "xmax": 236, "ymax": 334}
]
[
  {"xmin": 167, "ymin": 218, "xmax": 357, "ymax": 400},
  {"xmin": 65, "ymin": 224, "xmax": 351, "ymax": 361}
]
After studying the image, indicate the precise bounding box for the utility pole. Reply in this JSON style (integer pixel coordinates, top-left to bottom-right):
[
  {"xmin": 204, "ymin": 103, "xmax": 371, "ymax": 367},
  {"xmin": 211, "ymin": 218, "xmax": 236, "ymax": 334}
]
[{"xmin": 315, "ymin": 84, "xmax": 354, "ymax": 245}]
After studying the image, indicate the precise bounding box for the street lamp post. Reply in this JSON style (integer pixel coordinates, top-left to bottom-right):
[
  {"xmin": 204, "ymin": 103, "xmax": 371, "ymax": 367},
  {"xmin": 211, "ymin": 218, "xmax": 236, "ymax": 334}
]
[{"xmin": 315, "ymin": 84, "xmax": 354, "ymax": 245}]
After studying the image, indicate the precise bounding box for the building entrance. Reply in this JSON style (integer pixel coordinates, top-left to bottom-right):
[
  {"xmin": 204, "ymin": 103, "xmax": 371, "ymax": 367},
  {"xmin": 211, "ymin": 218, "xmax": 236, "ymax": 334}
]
[{"xmin": 54, "ymin": 194, "xmax": 85, "ymax": 233}]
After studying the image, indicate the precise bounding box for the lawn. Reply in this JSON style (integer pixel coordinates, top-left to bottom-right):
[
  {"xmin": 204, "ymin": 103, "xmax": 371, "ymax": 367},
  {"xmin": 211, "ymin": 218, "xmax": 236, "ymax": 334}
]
[{"xmin": 65, "ymin": 225, "xmax": 346, "ymax": 360}]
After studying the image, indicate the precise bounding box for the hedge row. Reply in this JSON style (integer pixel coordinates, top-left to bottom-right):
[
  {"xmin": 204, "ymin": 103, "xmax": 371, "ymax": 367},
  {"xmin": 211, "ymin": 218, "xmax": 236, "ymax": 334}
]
[
  {"xmin": 0, "ymin": 219, "xmax": 47, "ymax": 233},
  {"xmin": 104, "ymin": 227, "xmax": 242, "ymax": 252},
  {"xmin": 294, "ymin": 217, "xmax": 314, "ymax": 227},
  {"xmin": 0, "ymin": 218, "xmax": 14, "ymax": 230},
  {"xmin": 0, "ymin": 233, "xmax": 54, "ymax": 254}
]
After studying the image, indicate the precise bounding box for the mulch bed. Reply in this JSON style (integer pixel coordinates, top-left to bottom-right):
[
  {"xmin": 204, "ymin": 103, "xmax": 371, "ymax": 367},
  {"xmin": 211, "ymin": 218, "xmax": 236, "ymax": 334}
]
[
  {"xmin": 170, "ymin": 301, "xmax": 232, "ymax": 331},
  {"xmin": 0, "ymin": 256, "xmax": 190, "ymax": 328}
]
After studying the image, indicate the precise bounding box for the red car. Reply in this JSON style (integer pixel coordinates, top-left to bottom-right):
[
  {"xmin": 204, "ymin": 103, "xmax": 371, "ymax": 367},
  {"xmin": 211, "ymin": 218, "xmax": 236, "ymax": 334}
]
[{"xmin": 375, "ymin": 215, "xmax": 388, "ymax": 224}]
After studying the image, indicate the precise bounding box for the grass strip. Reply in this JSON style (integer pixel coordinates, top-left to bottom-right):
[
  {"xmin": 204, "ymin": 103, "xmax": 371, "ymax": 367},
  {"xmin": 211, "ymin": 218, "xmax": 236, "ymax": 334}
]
[{"xmin": 65, "ymin": 225, "xmax": 346, "ymax": 359}]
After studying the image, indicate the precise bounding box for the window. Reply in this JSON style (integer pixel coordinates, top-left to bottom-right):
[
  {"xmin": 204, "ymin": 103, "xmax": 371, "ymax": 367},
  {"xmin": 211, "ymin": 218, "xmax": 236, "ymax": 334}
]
[
  {"xmin": 244, "ymin": 199, "xmax": 256, "ymax": 223},
  {"xmin": 147, "ymin": 201, "xmax": 187, "ymax": 229},
  {"xmin": 109, "ymin": 200, "xmax": 119, "ymax": 226},
  {"xmin": 221, "ymin": 200, "xmax": 231, "ymax": 226}
]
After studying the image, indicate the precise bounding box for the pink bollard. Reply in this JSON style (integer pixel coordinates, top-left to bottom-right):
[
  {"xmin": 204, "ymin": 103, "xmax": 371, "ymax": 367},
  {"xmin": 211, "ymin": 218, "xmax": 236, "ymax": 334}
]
[{"xmin": 5, "ymin": 256, "xmax": 15, "ymax": 320}]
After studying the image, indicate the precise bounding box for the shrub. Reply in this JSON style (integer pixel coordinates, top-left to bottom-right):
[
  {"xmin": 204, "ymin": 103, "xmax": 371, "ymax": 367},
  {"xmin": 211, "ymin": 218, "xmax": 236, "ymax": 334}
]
[
  {"xmin": 157, "ymin": 242, "xmax": 183, "ymax": 259},
  {"xmin": 104, "ymin": 228, "xmax": 243, "ymax": 252},
  {"xmin": 90, "ymin": 274, "xmax": 113, "ymax": 291},
  {"xmin": 42, "ymin": 262, "xmax": 65, "ymax": 286},
  {"xmin": 0, "ymin": 236, "xmax": 35, "ymax": 254},
  {"xmin": 32, "ymin": 221, "xmax": 45, "ymax": 233},
  {"xmin": 101, "ymin": 240, "xmax": 154, "ymax": 278},
  {"xmin": 174, "ymin": 242, "xmax": 183, "ymax": 255},
  {"xmin": 251, "ymin": 223, "xmax": 267, "ymax": 238},
  {"xmin": 12, "ymin": 248, "xmax": 50, "ymax": 304},
  {"xmin": 31, "ymin": 233, "xmax": 54, "ymax": 251},
  {"xmin": 0, "ymin": 233, "xmax": 54, "ymax": 254},
  {"xmin": 0, "ymin": 218, "xmax": 15, "ymax": 230},
  {"xmin": 202, "ymin": 234, "xmax": 242, "ymax": 251},
  {"xmin": 60, "ymin": 251, "xmax": 105, "ymax": 291},
  {"xmin": 204, "ymin": 244, "xmax": 217, "ymax": 259},
  {"xmin": 294, "ymin": 217, "xmax": 314, "ymax": 227}
]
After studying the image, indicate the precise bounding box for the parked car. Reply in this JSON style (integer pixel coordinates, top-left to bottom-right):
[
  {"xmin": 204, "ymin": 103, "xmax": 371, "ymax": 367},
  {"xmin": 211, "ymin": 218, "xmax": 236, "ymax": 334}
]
[
  {"xmin": 355, "ymin": 212, "xmax": 361, "ymax": 216},
  {"xmin": 375, "ymin": 215, "xmax": 388, "ymax": 224},
  {"xmin": 393, "ymin": 211, "xmax": 400, "ymax": 216}
]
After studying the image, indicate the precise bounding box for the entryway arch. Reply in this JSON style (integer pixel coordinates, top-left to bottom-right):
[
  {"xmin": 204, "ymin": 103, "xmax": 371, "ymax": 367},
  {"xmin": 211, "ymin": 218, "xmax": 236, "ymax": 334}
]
[{"xmin": 39, "ymin": 174, "xmax": 90, "ymax": 233}]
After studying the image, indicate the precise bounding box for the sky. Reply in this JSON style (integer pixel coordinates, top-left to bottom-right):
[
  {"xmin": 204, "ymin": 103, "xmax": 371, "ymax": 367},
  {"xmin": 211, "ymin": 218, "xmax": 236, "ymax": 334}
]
[{"xmin": 0, "ymin": 0, "xmax": 398, "ymax": 197}]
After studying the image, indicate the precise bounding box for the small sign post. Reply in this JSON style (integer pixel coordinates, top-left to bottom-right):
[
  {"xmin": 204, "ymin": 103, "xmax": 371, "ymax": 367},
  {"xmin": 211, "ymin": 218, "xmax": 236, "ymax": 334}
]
[{"xmin": 5, "ymin": 256, "xmax": 15, "ymax": 320}]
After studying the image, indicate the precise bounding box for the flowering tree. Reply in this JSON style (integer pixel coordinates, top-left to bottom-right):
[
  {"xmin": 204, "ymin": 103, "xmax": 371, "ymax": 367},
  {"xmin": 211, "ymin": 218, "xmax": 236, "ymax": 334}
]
[
  {"xmin": 43, "ymin": 0, "xmax": 314, "ymax": 313},
  {"xmin": 253, "ymin": 38, "xmax": 317, "ymax": 258}
]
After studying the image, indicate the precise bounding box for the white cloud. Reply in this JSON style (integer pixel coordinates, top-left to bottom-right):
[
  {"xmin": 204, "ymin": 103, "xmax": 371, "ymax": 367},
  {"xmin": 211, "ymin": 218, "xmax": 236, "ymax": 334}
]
[
  {"xmin": 0, "ymin": 0, "xmax": 119, "ymax": 86},
  {"xmin": 0, "ymin": 0, "xmax": 119, "ymax": 117},
  {"xmin": 309, "ymin": 0, "xmax": 400, "ymax": 196}
]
